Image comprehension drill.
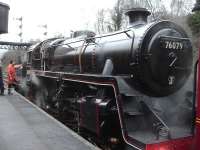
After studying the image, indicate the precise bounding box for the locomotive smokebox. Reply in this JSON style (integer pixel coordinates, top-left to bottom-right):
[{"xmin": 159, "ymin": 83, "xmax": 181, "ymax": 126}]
[
  {"xmin": 125, "ymin": 8, "xmax": 150, "ymax": 26},
  {"xmin": 0, "ymin": 2, "xmax": 9, "ymax": 34}
]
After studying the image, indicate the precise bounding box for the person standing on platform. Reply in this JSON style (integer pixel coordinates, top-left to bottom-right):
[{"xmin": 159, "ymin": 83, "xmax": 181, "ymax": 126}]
[
  {"xmin": 0, "ymin": 63, "xmax": 4, "ymax": 95},
  {"xmin": 7, "ymin": 60, "xmax": 16, "ymax": 95}
]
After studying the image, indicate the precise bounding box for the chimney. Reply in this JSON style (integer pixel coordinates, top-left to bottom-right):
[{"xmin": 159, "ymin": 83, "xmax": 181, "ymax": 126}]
[{"xmin": 125, "ymin": 8, "xmax": 150, "ymax": 27}]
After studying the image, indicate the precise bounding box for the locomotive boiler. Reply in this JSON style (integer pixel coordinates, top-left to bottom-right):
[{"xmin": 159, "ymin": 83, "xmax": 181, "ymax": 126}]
[{"xmin": 27, "ymin": 8, "xmax": 195, "ymax": 150}]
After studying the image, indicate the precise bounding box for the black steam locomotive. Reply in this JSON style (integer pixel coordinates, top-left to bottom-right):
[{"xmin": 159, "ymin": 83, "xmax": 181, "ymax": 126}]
[{"xmin": 25, "ymin": 8, "xmax": 195, "ymax": 150}]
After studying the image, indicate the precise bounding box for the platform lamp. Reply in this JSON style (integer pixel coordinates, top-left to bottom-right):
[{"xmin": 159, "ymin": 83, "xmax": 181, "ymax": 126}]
[{"xmin": 192, "ymin": 0, "xmax": 200, "ymax": 150}]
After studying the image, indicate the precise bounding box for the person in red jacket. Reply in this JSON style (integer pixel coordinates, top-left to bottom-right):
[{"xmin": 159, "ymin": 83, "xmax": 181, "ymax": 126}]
[{"xmin": 7, "ymin": 60, "xmax": 16, "ymax": 95}]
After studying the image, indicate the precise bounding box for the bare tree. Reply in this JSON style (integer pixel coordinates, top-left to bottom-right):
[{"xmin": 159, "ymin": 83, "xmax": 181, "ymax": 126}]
[
  {"xmin": 170, "ymin": 0, "xmax": 194, "ymax": 17},
  {"xmin": 123, "ymin": 0, "xmax": 167, "ymax": 20},
  {"xmin": 110, "ymin": 0, "xmax": 124, "ymax": 31},
  {"xmin": 95, "ymin": 9, "xmax": 107, "ymax": 34},
  {"xmin": 94, "ymin": 0, "xmax": 194, "ymax": 33}
]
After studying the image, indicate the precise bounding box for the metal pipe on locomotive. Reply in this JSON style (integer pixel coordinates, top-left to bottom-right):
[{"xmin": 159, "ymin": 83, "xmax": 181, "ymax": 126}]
[{"xmin": 26, "ymin": 8, "xmax": 195, "ymax": 150}]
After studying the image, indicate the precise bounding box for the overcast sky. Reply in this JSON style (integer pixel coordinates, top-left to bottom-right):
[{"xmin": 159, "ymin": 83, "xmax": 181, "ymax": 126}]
[
  {"xmin": 0, "ymin": 0, "xmax": 196, "ymax": 43},
  {"xmin": 0, "ymin": 0, "xmax": 117, "ymax": 42}
]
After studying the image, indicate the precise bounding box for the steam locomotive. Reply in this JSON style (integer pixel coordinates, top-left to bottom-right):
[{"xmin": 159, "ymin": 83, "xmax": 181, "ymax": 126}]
[{"xmin": 25, "ymin": 8, "xmax": 195, "ymax": 150}]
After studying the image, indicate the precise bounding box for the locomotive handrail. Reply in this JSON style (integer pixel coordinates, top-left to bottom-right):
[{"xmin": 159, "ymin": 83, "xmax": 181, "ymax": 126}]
[
  {"xmin": 50, "ymin": 29, "xmax": 132, "ymax": 48},
  {"xmin": 192, "ymin": 59, "xmax": 198, "ymax": 133},
  {"xmin": 79, "ymin": 40, "xmax": 89, "ymax": 73}
]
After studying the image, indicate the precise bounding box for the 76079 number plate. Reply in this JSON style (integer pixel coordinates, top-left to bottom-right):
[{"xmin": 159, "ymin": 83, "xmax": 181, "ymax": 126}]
[{"xmin": 159, "ymin": 36, "xmax": 187, "ymax": 51}]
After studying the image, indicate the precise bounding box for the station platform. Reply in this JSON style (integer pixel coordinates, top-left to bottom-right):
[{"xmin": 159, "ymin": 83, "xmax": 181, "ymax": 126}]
[{"xmin": 0, "ymin": 92, "xmax": 100, "ymax": 150}]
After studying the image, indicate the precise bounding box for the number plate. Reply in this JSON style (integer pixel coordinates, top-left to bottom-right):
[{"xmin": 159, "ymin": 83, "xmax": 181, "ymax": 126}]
[{"xmin": 160, "ymin": 37, "xmax": 187, "ymax": 51}]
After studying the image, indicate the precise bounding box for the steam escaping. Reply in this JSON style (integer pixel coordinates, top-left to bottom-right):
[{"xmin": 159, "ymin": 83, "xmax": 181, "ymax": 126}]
[
  {"xmin": 17, "ymin": 71, "xmax": 40, "ymax": 98},
  {"xmin": 30, "ymin": 72, "xmax": 40, "ymax": 87},
  {"xmin": 123, "ymin": 73, "xmax": 194, "ymax": 143},
  {"xmin": 145, "ymin": 74, "xmax": 194, "ymax": 137}
]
